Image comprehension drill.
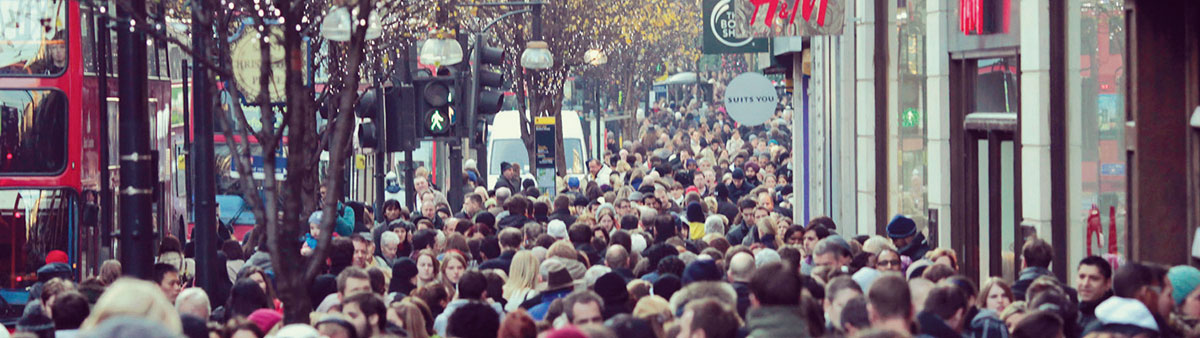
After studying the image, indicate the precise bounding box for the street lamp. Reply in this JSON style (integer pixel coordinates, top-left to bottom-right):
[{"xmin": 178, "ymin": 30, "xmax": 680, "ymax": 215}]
[
  {"xmin": 320, "ymin": 7, "xmax": 353, "ymax": 42},
  {"xmin": 520, "ymin": 41, "xmax": 553, "ymax": 70},
  {"xmin": 419, "ymin": 29, "xmax": 464, "ymax": 67},
  {"xmin": 321, "ymin": 6, "xmax": 383, "ymax": 41},
  {"xmin": 584, "ymin": 49, "xmax": 607, "ymax": 66},
  {"xmin": 582, "ymin": 49, "xmax": 606, "ymax": 158}
]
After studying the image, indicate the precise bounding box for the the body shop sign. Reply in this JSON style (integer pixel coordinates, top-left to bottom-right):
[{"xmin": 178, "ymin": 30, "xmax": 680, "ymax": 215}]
[
  {"xmin": 724, "ymin": 72, "xmax": 777, "ymax": 127},
  {"xmin": 703, "ymin": 0, "xmax": 768, "ymax": 54}
]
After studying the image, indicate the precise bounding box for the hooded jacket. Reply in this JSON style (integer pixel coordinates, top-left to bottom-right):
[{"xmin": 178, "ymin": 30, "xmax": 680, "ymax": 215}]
[
  {"xmin": 899, "ymin": 232, "xmax": 933, "ymax": 262},
  {"xmin": 1091, "ymin": 296, "xmax": 1160, "ymax": 336}
]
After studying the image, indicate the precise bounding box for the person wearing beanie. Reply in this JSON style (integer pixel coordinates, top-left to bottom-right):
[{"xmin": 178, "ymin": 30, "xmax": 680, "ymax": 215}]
[
  {"xmin": 248, "ymin": 309, "xmax": 283, "ymax": 333},
  {"xmin": 886, "ymin": 215, "xmax": 931, "ymax": 260},
  {"xmin": 494, "ymin": 161, "xmax": 519, "ymax": 192},
  {"xmin": 16, "ymin": 310, "xmax": 54, "ymax": 338},
  {"xmin": 1169, "ymin": 265, "xmax": 1200, "ymax": 336},
  {"xmin": 725, "ymin": 167, "xmax": 754, "ymax": 203},
  {"xmin": 681, "ymin": 259, "xmax": 722, "ymax": 285},
  {"xmin": 595, "ymin": 272, "xmax": 633, "ymax": 319},
  {"xmin": 388, "ymin": 257, "xmax": 419, "ymax": 297},
  {"xmin": 547, "ymin": 220, "xmax": 569, "ymax": 240},
  {"xmin": 304, "ymin": 211, "xmax": 324, "ymax": 251},
  {"xmin": 685, "ymin": 202, "xmax": 706, "ymax": 241},
  {"xmin": 653, "ymin": 274, "xmax": 682, "ymax": 300},
  {"xmin": 45, "ymin": 250, "xmax": 68, "ymax": 265}
]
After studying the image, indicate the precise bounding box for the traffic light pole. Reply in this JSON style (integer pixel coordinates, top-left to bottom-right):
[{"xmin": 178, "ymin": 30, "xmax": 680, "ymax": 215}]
[
  {"xmin": 117, "ymin": 0, "xmax": 156, "ymax": 280},
  {"xmin": 375, "ymin": 86, "xmax": 387, "ymax": 218},
  {"xmin": 462, "ymin": 2, "xmax": 544, "ymax": 184}
]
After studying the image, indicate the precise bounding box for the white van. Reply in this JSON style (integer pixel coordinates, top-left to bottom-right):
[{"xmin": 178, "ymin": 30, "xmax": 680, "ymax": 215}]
[{"xmin": 487, "ymin": 110, "xmax": 589, "ymax": 191}]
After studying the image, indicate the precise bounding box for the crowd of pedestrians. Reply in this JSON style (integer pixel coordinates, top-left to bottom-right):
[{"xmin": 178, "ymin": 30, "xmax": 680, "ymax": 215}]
[{"xmin": 6, "ymin": 100, "xmax": 1200, "ymax": 338}]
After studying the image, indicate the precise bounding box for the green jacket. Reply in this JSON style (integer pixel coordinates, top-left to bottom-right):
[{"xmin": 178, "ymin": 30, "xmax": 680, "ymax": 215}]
[{"xmin": 745, "ymin": 306, "xmax": 810, "ymax": 338}]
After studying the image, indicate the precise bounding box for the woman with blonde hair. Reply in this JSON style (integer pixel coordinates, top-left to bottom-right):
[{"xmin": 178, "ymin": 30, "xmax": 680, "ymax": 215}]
[
  {"xmin": 502, "ymin": 251, "xmax": 541, "ymax": 312},
  {"xmin": 80, "ymin": 278, "xmax": 182, "ymax": 334},
  {"xmin": 633, "ymin": 295, "xmax": 674, "ymax": 338},
  {"xmin": 755, "ymin": 216, "xmax": 781, "ymax": 249},
  {"xmin": 98, "ymin": 259, "xmax": 122, "ymax": 286},
  {"xmin": 388, "ymin": 297, "xmax": 432, "ymax": 338},
  {"xmin": 925, "ymin": 247, "xmax": 959, "ymax": 271}
]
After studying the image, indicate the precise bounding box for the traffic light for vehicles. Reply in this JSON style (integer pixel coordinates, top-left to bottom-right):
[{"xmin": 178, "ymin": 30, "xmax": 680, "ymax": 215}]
[
  {"xmin": 384, "ymin": 84, "xmax": 418, "ymax": 152},
  {"xmin": 414, "ymin": 69, "xmax": 458, "ymax": 137},
  {"xmin": 356, "ymin": 89, "xmax": 382, "ymax": 148},
  {"xmin": 474, "ymin": 41, "xmax": 505, "ymax": 116}
]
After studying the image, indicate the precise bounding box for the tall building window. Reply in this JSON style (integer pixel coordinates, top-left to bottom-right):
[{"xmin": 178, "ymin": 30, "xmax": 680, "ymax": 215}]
[
  {"xmin": 891, "ymin": 0, "xmax": 929, "ymax": 230},
  {"xmin": 1074, "ymin": 0, "xmax": 1126, "ymax": 258}
]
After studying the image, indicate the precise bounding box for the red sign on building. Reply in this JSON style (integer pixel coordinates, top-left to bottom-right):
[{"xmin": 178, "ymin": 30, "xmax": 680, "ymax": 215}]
[{"xmin": 959, "ymin": 0, "xmax": 1009, "ymax": 35}]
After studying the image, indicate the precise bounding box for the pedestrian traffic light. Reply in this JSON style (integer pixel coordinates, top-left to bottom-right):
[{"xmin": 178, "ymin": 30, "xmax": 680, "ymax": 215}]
[
  {"xmin": 414, "ymin": 69, "xmax": 457, "ymax": 137},
  {"xmin": 356, "ymin": 88, "xmax": 382, "ymax": 148},
  {"xmin": 474, "ymin": 41, "xmax": 505, "ymax": 116}
]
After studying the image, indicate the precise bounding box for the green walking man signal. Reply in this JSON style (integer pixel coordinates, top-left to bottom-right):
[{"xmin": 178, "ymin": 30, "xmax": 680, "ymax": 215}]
[{"xmin": 428, "ymin": 110, "xmax": 447, "ymax": 133}]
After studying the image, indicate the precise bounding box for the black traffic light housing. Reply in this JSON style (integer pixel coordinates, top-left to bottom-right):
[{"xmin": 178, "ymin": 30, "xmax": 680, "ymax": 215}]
[
  {"xmin": 413, "ymin": 68, "xmax": 458, "ymax": 137},
  {"xmin": 474, "ymin": 41, "xmax": 505, "ymax": 116},
  {"xmin": 384, "ymin": 84, "xmax": 418, "ymax": 152},
  {"xmin": 356, "ymin": 89, "xmax": 382, "ymax": 148}
]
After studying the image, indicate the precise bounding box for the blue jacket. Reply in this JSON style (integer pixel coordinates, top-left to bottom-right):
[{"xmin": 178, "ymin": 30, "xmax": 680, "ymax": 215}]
[
  {"xmin": 528, "ymin": 288, "xmax": 573, "ymax": 321},
  {"xmin": 303, "ymin": 233, "xmax": 318, "ymax": 249}
]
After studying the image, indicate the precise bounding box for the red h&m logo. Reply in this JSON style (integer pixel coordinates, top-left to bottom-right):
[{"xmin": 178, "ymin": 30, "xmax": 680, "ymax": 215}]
[
  {"xmin": 960, "ymin": 0, "xmax": 1008, "ymax": 35},
  {"xmin": 749, "ymin": 0, "xmax": 830, "ymax": 28},
  {"xmin": 960, "ymin": 0, "xmax": 984, "ymax": 34}
]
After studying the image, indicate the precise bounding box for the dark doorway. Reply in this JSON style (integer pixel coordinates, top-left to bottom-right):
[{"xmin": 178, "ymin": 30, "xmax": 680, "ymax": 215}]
[{"xmin": 950, "ymin": 54, "xmax": 1025, "ymax": 283}]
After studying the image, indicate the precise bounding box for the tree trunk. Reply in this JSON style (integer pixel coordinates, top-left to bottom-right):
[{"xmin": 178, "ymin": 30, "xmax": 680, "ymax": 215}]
[{"xmin": 272, "ymin": 2, "xmax": 322, "ymax": 322}]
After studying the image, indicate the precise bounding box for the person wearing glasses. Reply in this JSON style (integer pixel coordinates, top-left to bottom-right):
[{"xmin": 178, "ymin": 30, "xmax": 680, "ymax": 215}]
[{"xmin": 876, "ymin": 248, "xmax": 904, "ymax": 274}]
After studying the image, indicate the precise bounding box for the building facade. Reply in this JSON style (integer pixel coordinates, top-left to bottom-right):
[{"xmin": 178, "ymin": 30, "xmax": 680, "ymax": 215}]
[{"xmin": 791, "ymin": 0, "xmax": 1200, "ymax": 281}]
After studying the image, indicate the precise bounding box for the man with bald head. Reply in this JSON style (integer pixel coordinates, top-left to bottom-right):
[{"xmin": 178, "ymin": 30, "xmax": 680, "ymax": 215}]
[
  {"xmin": 605, "ymin": 245, "xmax": 634, "ymax": 281},
  {"xmin": 727, "ymin": 252, "xmax": 756, "ymax": 318}
]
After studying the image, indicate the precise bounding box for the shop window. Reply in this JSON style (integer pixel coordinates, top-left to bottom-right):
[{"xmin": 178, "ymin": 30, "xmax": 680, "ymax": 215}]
[{"xmin": 891, "ymin": 0, "xmax": 929, "ymax": 230}]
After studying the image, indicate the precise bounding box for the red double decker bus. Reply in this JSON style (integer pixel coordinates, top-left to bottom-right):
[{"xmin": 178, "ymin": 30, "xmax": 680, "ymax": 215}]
[{"xmin": 0, "ymin": 0, "xmax": 173, "ymax": 324}]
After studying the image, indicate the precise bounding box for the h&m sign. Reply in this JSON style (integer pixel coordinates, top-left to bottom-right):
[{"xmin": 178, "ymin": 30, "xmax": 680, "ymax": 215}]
[{"xmin": 959, "ymin": 0, "xmax": 1009, "ymax": 35}]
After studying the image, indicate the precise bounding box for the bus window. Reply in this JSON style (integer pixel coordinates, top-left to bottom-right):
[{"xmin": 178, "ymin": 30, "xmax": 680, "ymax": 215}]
[
  {"xmin": 0, "ymin": 189, "xmax": 73, "ymax": 289},
  {"xmin": 0, "ymin": 90, "xmax": 67, "ymax": 174},
  {"xmin": 489, "ymin": 139, "xmax": 530, "ymax": 175},
  {"xmin": 0, "ymin": 0, "xmax": 68, "ymax": 76},
  {"xmin": 563, "ymin": 139, "xmax": 585, "ymax": 175}
]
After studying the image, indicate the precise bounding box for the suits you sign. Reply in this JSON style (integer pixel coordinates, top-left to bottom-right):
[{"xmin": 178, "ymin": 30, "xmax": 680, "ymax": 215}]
[{"xmin": 723, "ymin": 72, "xmax": 778, "ymax": 127}]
